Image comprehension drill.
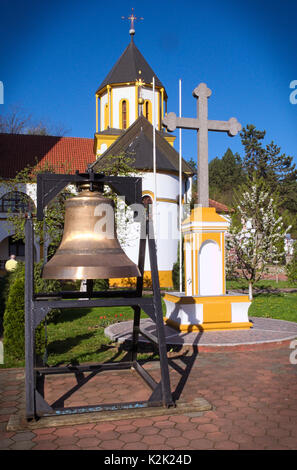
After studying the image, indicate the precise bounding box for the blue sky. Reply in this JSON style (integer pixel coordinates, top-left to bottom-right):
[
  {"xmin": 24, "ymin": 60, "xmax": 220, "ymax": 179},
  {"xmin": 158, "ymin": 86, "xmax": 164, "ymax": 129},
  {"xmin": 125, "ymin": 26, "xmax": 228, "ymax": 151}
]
[{"xmin": 1, "ymin": 0, "xmax": 296, "ymax": 167}]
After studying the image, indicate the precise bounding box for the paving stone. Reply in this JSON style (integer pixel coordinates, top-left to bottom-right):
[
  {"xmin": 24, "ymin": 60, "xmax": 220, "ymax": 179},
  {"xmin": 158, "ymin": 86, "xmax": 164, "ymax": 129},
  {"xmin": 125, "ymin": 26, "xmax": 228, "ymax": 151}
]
[
  {"xmin": 148, "ymin": 419, "xmax": 173, "ymax": 430},
  {"xmin": 0, "ymin": 438, "xmax": 13, "ymax": 449},
  {"xmin": 119, "ymin": 432, "xmax": 142, "ymax": 443},
  {"xmin": 189, "ymin": 438, "xmax": 214, "ymax": 450},
  {"xmin": 76, "ymin": 437, "xmax": 102, "ymax": 448},
  {"xmin": 159, "ymin": 427, "xmax": 182, "ymax": 438},
  {"xmin": 11, "ymin": 431, "xmax": 36, "ymax": 441},
  {"xmin": 114, "ymin": 424, "xmax": 137, "ymax": 433},
  {"xmin": 167, "ymin": 436, "xmax": 190, "ymax": 449},
  {"xmin": 214, "ymin": 440, "xmax": 239, "ymax": 450},
  {"xmin": 142, "ymin": 434, "xmax": 166, "ymax": 445},
  {"xmin": 99, "ymin": 439, "xmax": 124, "ymax": 450},
  {"xmin": 137, "ymin": 426, "xmax": 159, "ymax": 436},
  {"xmin": 123, "ymin": 442, "xmax": 148, "ymax": 450},
  {"xmin": 198, "ymin": 423, "xmax": 219, "ymax": 433},
  {"xmin": 33, "ymin": 433, "xmax": 57, "ymax": 442},
  {"xmin": 96, "ymin": 430, "xmax": 119, "ymax": 441},
  {"xmin": 10, "ymin": 440, "xmax": 36, "ymax": 450},
  {"xmin": 33, "ymin": 443, "xmax": 58, "ymax": 450}
]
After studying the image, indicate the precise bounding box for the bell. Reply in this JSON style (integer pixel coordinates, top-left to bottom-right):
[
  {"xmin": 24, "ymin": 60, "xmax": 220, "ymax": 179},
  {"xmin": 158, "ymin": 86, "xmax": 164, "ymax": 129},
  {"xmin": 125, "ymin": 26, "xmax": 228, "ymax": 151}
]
[{"xmin": 42, "ymin": 186, "xmax": 141, "ymax": 280}]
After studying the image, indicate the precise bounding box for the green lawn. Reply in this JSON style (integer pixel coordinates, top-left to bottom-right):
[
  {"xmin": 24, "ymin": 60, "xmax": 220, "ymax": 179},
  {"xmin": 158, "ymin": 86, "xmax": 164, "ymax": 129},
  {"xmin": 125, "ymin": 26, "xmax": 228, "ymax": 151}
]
[
  {"xmin": 226, "ymin": 279, "xmax": 296, "ymax": 290},
  {"xmin": 248, "ymin": 292, "xmax": 297, "ymax": 322},
  {"xmin": 1, "ymin": 291, "xmax": 296, "ymax": 369}
]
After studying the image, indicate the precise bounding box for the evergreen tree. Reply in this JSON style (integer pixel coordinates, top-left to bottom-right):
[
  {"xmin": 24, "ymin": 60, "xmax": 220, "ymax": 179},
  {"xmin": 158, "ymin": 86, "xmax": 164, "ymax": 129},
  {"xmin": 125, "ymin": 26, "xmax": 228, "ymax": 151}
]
[
  {"xmin": 240, "ymin": 125, "xmax": 297, "ymax": 186},
  {"xmin": 209, "ymin": 148, "xmax": 245, "ymax": 205},
  {"xmin": 240, "ymin": 124, "xmax": 297, "ymax": 236}
]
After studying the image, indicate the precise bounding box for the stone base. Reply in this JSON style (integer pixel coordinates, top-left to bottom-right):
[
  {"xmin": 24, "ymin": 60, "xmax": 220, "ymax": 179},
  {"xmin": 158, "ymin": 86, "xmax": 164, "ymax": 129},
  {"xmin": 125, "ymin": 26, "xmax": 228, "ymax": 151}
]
[
  {"xmin": 164, "ymin": 292, "xmax": 252, "ymax": 332},
  {"xmin": 7, "ymin": 397, "xmax": 212, "ymax": 431}
]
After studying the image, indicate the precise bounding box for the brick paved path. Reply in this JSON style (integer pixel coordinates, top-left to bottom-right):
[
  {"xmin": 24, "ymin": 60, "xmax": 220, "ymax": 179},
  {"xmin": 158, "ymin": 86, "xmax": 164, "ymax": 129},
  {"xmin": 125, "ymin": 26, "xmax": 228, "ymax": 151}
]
[{"xmin": 0, "ymin": 346, "xmax": 297, "ymax": 450}]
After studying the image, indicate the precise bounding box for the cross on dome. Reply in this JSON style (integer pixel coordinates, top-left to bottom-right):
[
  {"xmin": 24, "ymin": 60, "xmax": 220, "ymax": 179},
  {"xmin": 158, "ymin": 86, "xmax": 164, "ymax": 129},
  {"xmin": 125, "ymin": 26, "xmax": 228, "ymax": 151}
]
[{"xmin": 121, "ymin": 8, "xmax": 144, "ymax": 37}]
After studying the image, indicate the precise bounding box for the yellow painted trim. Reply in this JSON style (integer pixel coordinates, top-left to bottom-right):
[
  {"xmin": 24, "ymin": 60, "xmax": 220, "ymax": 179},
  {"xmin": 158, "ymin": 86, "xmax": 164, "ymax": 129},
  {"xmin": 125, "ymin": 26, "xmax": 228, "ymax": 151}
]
[
  {"xmin": 195, "ymin": 234, "xmax": 198, "ymax": 295},
  {"xmin": 161, "ymin": 88, "xmax": 164, "ymax": 125},
  {"xmin": 164, "ymin": 318, "xmax": 253, "ymax": 332},
  {"xmin": 135, "ymin": 84, "xmax": 139, "ymax": 121},
  {"xmin": 142, "ymin": 190, "xmax": 154, "ymax": 199},
  {"xmin": 163, "ymin": 293, "xmax": 251, "ymax": 304},
  {"xmin": 110, "ymin": 87, "xmax": 113, "ymax": 128},
  {"xmin": 106, "ymin": 85, "xmax": 111, "ymax": 128},
  {"xmin": 182, "ymin": 227, "xmax": 229, "ymax": 232},
  {"xmin": 200, "ymin": 233, "xmax": 221, "ymax": 249},
  {"xmin": 157, "ymin": 198, "xmax": 177, "ymax": 204},
  {"xmin": 158, "ymin": 91, "xmax": 160, "ymax": 130},
  {"xmin": 191, "ymin": 234, "xmax": 194, "ymax": 297},
  {"xmin": 164, "ymin": 135, "xmax": 176, "ymax": 147},
  {"xmin": 104, "ymin": 104, "xmax": 109, "ymax": 130},
  {"xmin": 96, "ymin": 82, "xmax": 164, "ymax": 98},
  {"xmin": 222, "ymin": 232, "xmax": 226, "ymax": 294},
  {"xmin": 119, "ymin": 98, "xmax": 130, "ymax": 130},
  {"xmin": 184, "ymin": 237, "xmax": 187, "ymax": 296},
  {"xmin": 95, "ymin": 95, "xmax": 98, "ymax": 133},
  {"xmin": 183, "ymin": 207, "xmax": 228, "ymax": 224}
]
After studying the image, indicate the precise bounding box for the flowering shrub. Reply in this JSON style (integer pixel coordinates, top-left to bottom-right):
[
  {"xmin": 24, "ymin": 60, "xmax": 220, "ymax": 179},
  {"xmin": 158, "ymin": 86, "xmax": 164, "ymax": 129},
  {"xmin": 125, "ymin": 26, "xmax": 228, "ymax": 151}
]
[{"xmin": 226, "ymin": 178, "xmax": 291, "ymax": 299}]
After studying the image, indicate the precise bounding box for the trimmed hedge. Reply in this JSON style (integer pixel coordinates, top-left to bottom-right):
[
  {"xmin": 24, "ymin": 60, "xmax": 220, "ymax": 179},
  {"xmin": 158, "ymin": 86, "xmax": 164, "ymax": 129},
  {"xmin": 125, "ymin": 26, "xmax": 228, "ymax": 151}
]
[
  {"xmin": 2, "ymin": 261, "xmax": 61, "ymax": 361},
  {"xmin": 3, "ymin": 270, "xmax": 45, "ymax": 360}
]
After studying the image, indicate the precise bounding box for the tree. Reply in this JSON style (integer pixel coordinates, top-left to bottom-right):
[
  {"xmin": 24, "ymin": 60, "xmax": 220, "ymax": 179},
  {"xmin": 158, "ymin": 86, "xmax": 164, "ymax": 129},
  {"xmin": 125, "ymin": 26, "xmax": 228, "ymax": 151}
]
[
  {"xmin": 209, "ymin": 148, "xmax": 245, "ymax": 206},
  {"xmin": 3, "ymin": 160, "xmax": 74, "ymax": 259},
  {"xmin": 240, "ymin": 125, "xmax": 297, "ymax": 185},
  {"xmin": 226, "ymin": 177, "xmax": 291, "ymax": 300},
  {"xmin": 0, "ymin": 105, "xmax": 69, "ymax": 136}
]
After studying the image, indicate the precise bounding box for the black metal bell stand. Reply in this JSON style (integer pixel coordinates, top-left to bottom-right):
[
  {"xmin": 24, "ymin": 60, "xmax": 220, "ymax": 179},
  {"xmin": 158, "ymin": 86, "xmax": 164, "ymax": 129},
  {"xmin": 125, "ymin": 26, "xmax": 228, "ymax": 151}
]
[{"xmin": 25, "ymin": 170, "xmax": 174, "ymax": 420}]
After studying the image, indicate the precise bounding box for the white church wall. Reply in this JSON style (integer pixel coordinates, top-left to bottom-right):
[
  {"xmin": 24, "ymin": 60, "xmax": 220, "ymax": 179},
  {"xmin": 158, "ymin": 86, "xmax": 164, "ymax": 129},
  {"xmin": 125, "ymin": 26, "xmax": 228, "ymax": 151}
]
[
  {"xmin": 112, "ymin": 86, "xmax": 136, "ymax": 129},
  {"xmin": 140, "ymin": 87, "xmax": 159, "ymax": 128}
]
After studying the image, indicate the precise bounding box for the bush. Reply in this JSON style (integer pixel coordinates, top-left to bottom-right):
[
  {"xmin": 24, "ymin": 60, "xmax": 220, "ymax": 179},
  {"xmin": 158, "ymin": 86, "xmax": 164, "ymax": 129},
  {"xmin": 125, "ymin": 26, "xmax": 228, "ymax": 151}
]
[
  {"xmin": 286, "ymin": 241, "xmax": 297, "ymax": 285},
  {"xmin": 172, "ymin": 242, "xmax": 184, "ymax": 291},
  {"xmin": 3, "ymin": 272, "xmax": 45, "ymax": 360},
  {"xmin": 2, "ymin": 260, "xmax": 62, "ymax": 361},
  {"xmin": 0, "ymin": 272, "xmax": 13, "ymax": 334},
  {"xmin": 93, "ymin": 279, "xmax": 109, "ymax": 291}
]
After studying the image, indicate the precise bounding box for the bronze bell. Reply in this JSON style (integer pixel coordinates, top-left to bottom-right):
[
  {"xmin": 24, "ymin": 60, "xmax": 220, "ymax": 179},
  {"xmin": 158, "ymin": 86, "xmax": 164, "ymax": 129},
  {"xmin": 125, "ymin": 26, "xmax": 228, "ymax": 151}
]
[{"xmin": 42, "ymin": 185, "xmax": 141, "ymax": 280}]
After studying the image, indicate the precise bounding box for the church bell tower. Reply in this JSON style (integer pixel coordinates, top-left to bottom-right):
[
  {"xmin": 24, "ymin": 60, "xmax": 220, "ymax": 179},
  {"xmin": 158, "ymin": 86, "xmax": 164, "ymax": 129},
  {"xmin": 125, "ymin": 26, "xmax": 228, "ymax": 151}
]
[{"xmin": 94, "ymin": 21, "xmax": 173, "ymax": 156}]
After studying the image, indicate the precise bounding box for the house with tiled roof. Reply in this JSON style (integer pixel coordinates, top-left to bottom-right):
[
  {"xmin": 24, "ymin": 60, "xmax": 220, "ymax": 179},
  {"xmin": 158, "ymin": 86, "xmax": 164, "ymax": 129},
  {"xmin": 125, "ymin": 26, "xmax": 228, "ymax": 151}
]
[{"xmin": 0, "ymin": 133, "xmax": 95, "ymax": 271}]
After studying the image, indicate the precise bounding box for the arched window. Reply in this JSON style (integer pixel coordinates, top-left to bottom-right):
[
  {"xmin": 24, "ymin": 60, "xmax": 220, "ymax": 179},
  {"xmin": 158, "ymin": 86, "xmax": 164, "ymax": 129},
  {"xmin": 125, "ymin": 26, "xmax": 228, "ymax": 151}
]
[
  {"xmin": 119, "ymin": 99, "xmax": 129, "ymax": 130},
  {"xmin": 0, "ymin": 191, "xmax": 35, "ymax": 213},
  {"xmin": 142, "ymin": 195, "xmax": 153, "ymax": 209},
  {"xmin": 122, "ymin": 100, "xmax": 127, "ymax": 129},
  {"xmin": 144, "ymin": 100, "xmax": 152, "ymax": 123}
]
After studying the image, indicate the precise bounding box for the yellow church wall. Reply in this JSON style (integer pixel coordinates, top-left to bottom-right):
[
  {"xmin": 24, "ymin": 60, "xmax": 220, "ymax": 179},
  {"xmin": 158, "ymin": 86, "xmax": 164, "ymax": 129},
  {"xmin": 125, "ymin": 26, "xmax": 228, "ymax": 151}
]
[
  {"xmin": 94, "ymin": 134, "xmax": 119, "ymax": 156},
  {"xmin": 109, "ymin": 270, "xmax": 173, "ymax": 289}
]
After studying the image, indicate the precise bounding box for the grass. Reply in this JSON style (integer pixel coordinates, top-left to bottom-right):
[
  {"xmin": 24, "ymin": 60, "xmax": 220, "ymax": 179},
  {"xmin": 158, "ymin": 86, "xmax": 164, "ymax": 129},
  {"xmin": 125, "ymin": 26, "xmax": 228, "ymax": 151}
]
[
  {"xmin": 227, "ymin": 279, "xmax": 296, "ymax": 290},
  {"xmin": 1, "ymin": 289, "xmax": 297, "ymax": 369},
  {"xmin": 248, "ymin": 292, "xmax": 297, "ymax": 322}
]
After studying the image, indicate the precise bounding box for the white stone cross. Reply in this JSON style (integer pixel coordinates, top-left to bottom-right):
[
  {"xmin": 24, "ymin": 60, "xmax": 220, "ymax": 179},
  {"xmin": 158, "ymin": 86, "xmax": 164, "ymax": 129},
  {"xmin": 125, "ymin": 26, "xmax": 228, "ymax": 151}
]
[{"xmin": 162, "ymin": 82, "xmax": 242, "ymax": 207}]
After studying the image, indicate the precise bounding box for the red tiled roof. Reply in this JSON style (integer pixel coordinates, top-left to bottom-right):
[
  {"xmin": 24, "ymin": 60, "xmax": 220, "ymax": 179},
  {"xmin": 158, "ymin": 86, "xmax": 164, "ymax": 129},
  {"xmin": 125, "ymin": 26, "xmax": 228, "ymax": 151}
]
[
  {"xmin": 209, "ymin": 198, "xmax": 233, "ymax": 213},
  {"xmin": 0, "ymin": 133, "xmax": 95, "ymax": 178}
]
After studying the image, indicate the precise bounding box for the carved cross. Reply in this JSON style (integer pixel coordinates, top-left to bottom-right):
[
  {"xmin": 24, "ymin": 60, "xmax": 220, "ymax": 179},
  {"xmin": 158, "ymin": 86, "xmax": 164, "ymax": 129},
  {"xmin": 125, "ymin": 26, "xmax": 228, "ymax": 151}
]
[{"xmin": 162, "ymin": 83, "xmax": 242, "ymax": 207}]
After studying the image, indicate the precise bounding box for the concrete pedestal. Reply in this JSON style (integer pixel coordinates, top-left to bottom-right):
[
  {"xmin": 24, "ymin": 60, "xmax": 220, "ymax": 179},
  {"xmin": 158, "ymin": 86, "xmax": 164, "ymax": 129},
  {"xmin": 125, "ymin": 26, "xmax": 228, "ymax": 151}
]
[{"xmin": 164, "ymin": 292, "xmax": 252, "ymax": 331}]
